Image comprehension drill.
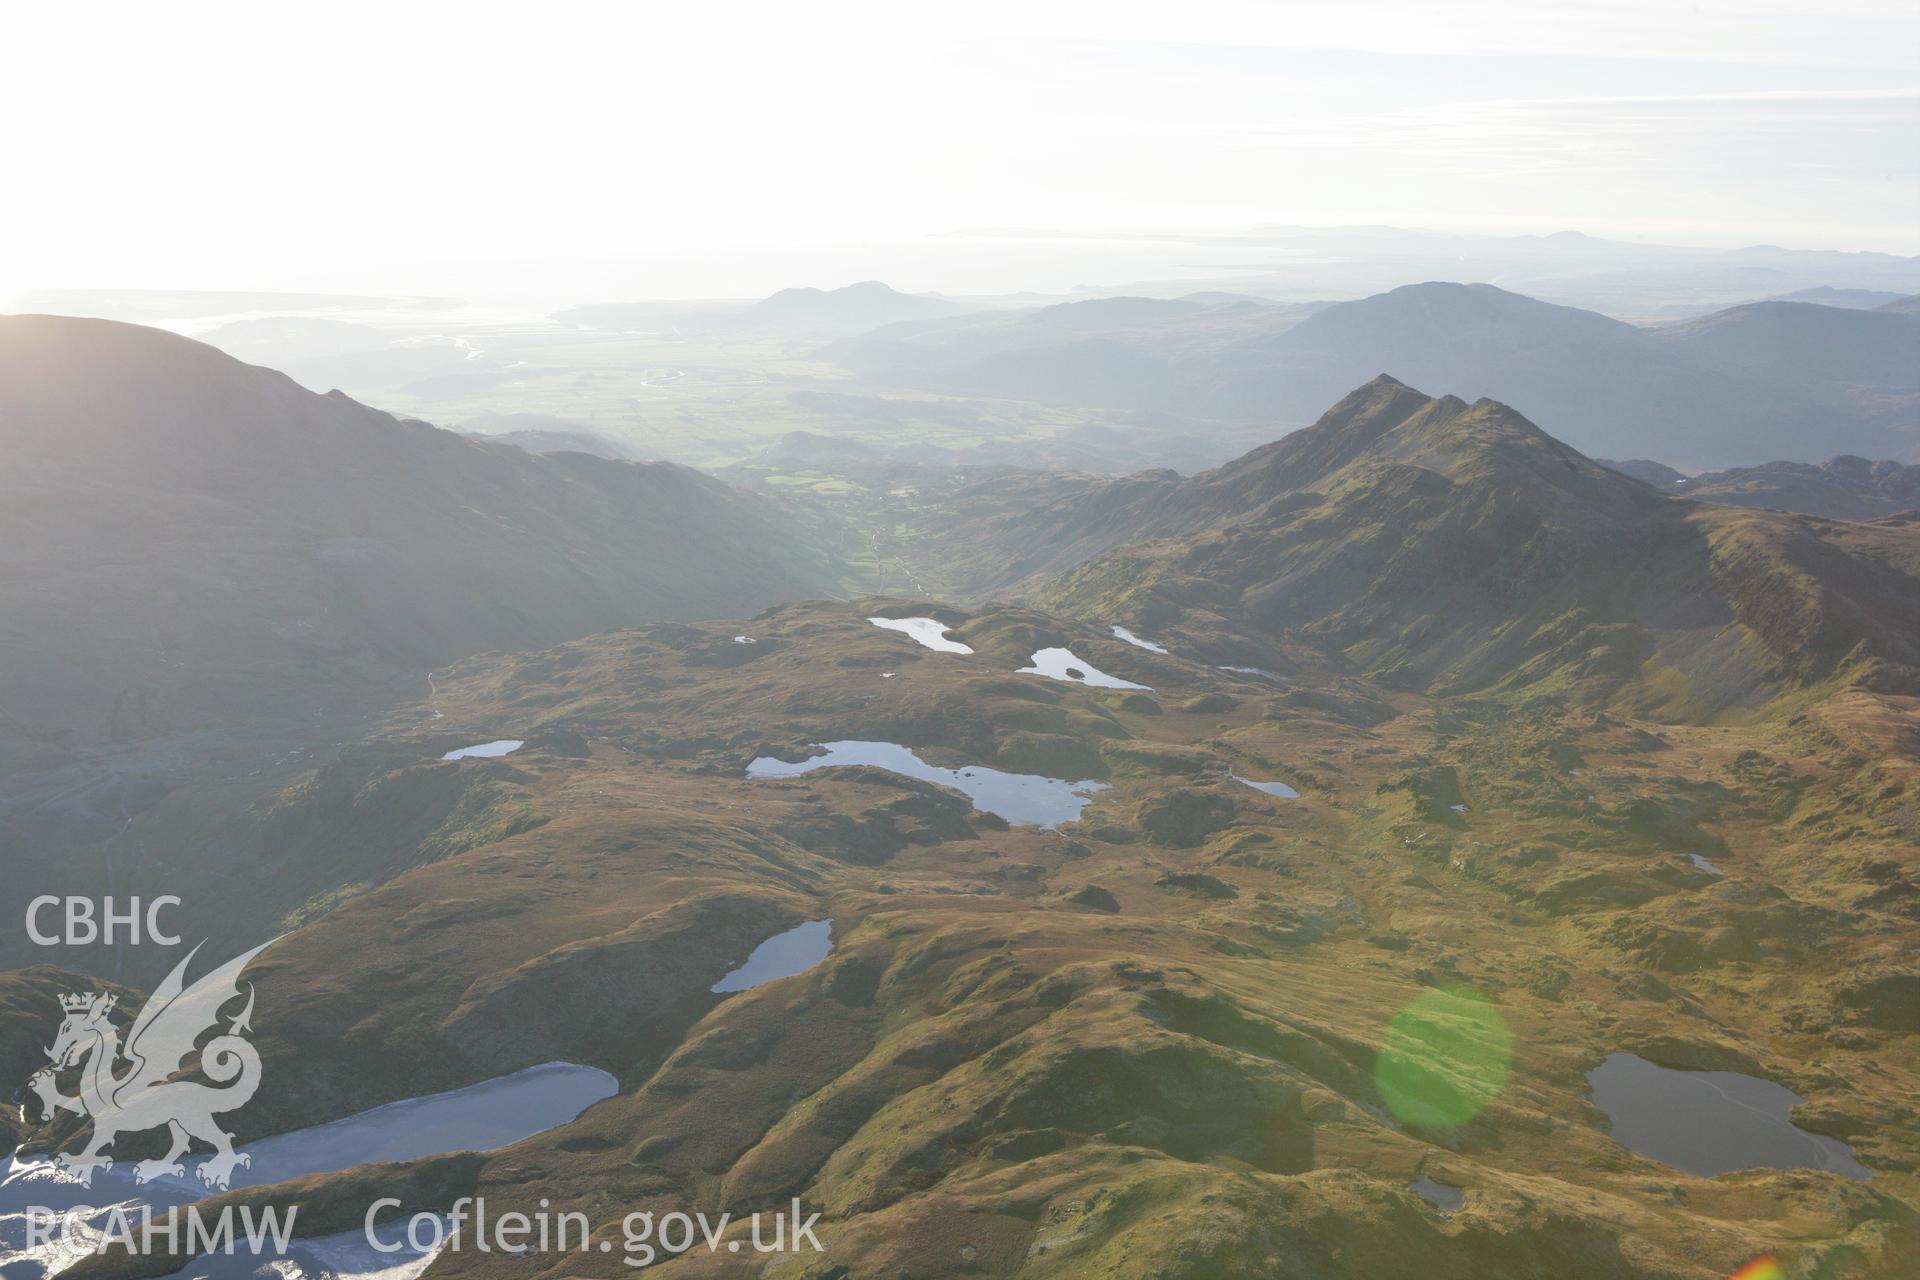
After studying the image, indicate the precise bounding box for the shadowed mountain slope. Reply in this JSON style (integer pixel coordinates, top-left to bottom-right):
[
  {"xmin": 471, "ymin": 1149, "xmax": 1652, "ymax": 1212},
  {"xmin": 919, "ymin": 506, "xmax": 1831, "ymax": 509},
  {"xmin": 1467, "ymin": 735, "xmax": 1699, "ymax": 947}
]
[{"xmin": 0, "ymin": 315, "xmax": 837, "ymax": 750}]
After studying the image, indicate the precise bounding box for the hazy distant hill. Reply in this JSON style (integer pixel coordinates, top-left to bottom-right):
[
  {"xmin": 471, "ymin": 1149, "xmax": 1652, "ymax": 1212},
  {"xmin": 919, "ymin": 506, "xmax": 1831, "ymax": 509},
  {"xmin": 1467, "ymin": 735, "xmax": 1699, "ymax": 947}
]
[
  {"xmin": 1190, "ymin": 285, "xmax": 1918, "ymax": 466},
  {"xmin": 830, "ymin": 283, "xmax": 1920, "ymax": 468},
  {"xmin": 1651, "ymin": 300, "xmax": 1920, "ymax": 396},
  {"xmin": 1204, "ymin": 284, "xmax": 1779, "ymax": 463},
  {"xmin": 1767, "ymin": 286, "xmax": 1911, "ymax": 309},
  {"xmin": 1597, "ymin": 458, "xmax": 1688, "ymax": 487},
  {"xmin": 197, "ymin": 315, "xmax": 391, "ymax": 366},
  {"xmin": 0, "ymin": 316, "xmax": 836, "ymax": 751},
  {"xmin": 823, "ymin": 293, "xmax": 1311, "ymax": 417},
  {"xmin": 1150, "ymin": 227, "xmax": 1920, "ymax": 316},
  {"xmin": 552, "ymin": 281, "xmax": 966, "ymax": 341},
  {"xmin": 471, "ymin": 428, "xmax": 633, "ymax": 458},
  {"xmin": 750, "ymin": 280, "xmax": 964, "ymax": 335},
  {"xmin": 1034, "ymin": 377, "xmax": 1920, "ymax": 717},
  {"xmin": 458, "ymin": 413, "xmax": 635, "ymax": 459},
  {"xmin": 1606, "ymin": 455, "xmax": 1920, "ymax": 521}
]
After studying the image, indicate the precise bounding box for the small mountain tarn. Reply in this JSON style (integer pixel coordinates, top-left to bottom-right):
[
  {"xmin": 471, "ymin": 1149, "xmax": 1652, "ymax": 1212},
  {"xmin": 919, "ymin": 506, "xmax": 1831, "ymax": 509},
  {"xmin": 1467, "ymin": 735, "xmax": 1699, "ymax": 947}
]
[
  {"xmin": 869, "ymin": 615, "xmax": 975, "ymax": 654},
  {"xmin": 1587, "ymin": 1053, "xmax": 1870, "ymax": 1180},
  {"xmin": 1019, "ymin": 647, "xmax": 1151, "ymax": 691},
  {"xmin": 1110, "ymin": 626, "xmax": 1169, "ymax": 654},
  {"xmin": 1228, "ymin": 772, "xmax": 1298, "ymax": 799},
  {"xmin": 440, "ymin": 739, "xmax": 523, "ymax": 761},
  {"xmin": 711, "ymin": 920, "xmax": 834, "ymax": 993},
  {"xmin": 0, "ymin": 1063, "xmax": 615, "ymax": 1277},
  {"xmin": 747, "ymin": 740, "xmax": 1108, "ymax": 828}
]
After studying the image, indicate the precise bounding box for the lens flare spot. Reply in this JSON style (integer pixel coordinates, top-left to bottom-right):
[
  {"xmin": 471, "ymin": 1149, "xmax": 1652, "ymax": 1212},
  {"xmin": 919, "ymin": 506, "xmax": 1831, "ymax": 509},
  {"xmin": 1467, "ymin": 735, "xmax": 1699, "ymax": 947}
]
[
  {"xmin": 1374, "ymin": 986, "xmax": 1513, "ymax": 1129},
  {"xmin": 1728, "ymin": 1257, "xmax": 1784, "ymax": 1280}
]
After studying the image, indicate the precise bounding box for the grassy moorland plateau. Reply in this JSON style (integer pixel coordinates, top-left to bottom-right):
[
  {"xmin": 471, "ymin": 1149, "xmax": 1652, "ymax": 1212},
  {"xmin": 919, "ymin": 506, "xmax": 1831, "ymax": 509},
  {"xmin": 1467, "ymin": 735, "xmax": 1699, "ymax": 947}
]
[{"xmin": 2, "ymin": 311, "xmax": 1919, "ymax": 1280}]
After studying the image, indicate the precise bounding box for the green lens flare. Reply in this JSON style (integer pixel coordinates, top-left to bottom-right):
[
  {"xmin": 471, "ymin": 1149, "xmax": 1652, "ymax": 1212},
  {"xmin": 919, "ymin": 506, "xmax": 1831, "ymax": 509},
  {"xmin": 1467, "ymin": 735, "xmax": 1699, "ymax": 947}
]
[{"xmin": 1374, "ymin": 987, "xmax": 1513, "ymax": 1129}]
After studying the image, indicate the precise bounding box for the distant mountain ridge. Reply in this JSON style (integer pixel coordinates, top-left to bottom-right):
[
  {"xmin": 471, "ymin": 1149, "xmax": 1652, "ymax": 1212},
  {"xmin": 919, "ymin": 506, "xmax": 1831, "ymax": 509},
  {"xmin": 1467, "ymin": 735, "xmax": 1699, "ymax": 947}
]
[
  {"xmin": 1767, "ymin": 286, "xmax": 1910, "ymax": 309},
  {"xmin": 1650, "ymin": 300, "xmax": 1920, "ymax": 394},
  {"xmin": 550, "ymin": 281, "xmax": 966, "ymax": 342},
  {"xmin": 822, "ymin": 292, "xmax": 1307, "ymax": 419},
  {"xmin": 829, "ymin": 282, "xmax": 1920, "ymax": 468},
  {"xmin": 0, "ymin": 315, "xmax": 836, "ymax": 750},
  {"xmin": 1604, "ymin": 455, "xmax": 1920, "ymax": 521}
]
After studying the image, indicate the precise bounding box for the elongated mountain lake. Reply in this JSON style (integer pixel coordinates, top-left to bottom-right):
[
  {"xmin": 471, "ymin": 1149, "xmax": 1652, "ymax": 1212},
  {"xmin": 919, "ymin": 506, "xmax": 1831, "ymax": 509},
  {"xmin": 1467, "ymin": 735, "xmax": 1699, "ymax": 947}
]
[
  {"xmin": 747, "ymin": 740, "xmax": 1107, "ymax": 827},
  {"xmin": 1110, "ymin": 625, "xmax": 1168, "ymax": 653},
  {"xmin": 0, "ymin": 1063, "xmax": 616, "ymax": 1278},
  {"xmin": 440, "ymin": 739, "xmax": 524, "ymax": 761},
  {"xmin": 712, "ymin": 919, "xmax": 834, "ymax": 992},
  {"xmin": 1019, "ymin": 647, "xmax": 1150, "ymax": 690},
  {"xmin": 1587, "ymin": 1052, "xmax": 1869, "ymax": 1179},
  {"xmin": 868, "ymin": 616, "xmax": 973, "ymax": 654},
  {"xmin": 1229, "ymin": 771, "xmax": 1299, "ymax": 798}
]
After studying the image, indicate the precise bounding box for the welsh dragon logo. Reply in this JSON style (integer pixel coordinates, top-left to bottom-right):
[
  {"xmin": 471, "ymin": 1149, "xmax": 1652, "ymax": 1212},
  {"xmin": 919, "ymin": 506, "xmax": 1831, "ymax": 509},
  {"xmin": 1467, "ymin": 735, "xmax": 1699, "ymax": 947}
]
[{"xmin": 27, "ymin": 940, "xmax": 273, "ymax": 1191}]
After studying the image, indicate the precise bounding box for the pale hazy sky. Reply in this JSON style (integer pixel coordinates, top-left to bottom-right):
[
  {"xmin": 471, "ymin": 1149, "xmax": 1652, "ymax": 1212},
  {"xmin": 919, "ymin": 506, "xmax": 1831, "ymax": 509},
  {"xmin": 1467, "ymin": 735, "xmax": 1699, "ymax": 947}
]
[{"xmin": 4, "ymin": 0, "xmax": 1915, "ymax": 301}]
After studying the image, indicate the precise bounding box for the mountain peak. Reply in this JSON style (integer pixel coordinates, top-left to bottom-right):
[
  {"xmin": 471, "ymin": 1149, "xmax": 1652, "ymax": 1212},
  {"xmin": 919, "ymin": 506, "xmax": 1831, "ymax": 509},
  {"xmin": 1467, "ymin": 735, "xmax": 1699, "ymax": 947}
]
[
  {"xmin": 1218, "ymin": 376, "xmax": 1634, "ymax": 497},
  {"xmin": 1038, "ymin": 380, "xmax": 1920, "ymax": 716},
  {"xmin": 1128, "ymin": 380, "xmax": 1671, "ymax": 595}
]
